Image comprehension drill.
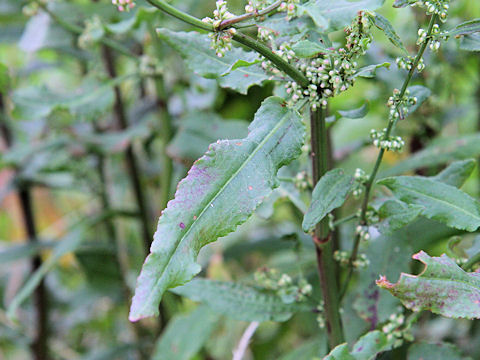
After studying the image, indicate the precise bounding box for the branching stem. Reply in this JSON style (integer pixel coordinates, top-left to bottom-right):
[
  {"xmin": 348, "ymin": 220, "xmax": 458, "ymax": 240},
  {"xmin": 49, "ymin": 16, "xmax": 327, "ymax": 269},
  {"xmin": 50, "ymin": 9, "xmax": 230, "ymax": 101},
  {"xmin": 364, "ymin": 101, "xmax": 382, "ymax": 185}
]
[{"xmin": 341, "ymin": 15, "xmax": 439, "ymax": 298}]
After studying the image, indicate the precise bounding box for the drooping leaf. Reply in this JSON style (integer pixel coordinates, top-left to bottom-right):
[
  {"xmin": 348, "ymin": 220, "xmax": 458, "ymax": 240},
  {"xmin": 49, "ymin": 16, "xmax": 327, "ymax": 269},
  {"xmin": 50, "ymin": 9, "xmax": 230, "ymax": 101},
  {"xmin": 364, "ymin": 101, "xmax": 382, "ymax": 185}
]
[
  {"xmin": 323, "ymin": 330, "xmax": 393, "ymax": 360},
  {"xmin": 302, "ymin": 169, "xmax": 354, "ymax": 232},
  {"xmin": 291, "ymin": 40, "xmax": 331, "ymax": 58},
  {"xmin": 378, "ymin": 176, "xmax": 480, "ymax": 231},
  {"xmin": 129, "ymin": 97, "xmax": 305, "ymax": 321},
  {"xmin": 445, "ymin": 19, "xmax": 480, "ymax": 37},
  {"xmin": 171, "ymin": 278, "xmax": 313, "ymax": 322},
  {"xmin": 367, "ymin": 13, "xmax": 407, "ymax": 53},
  {"xmin": 407, "ymin": 341, "xmax": 473, "ymax": 360},
  {"xmin": 151, "ymin": 306, "xmax": 220, "ymax": 360},
  {"xmin": 167, "ymin": 113, "xmax": 249, "ymax": 162},
  {"xmin": 338, "ymin": 102, "xmax": 369, "ymax": 119},
  {"xmin": 300, "ymin": 0, "xmax": 386, "ymax": 31},
  {"xmin": 354, "ymin": 62, "xmax": 390, "ymax": 78},
  {"xmin": 377, "ymin": 251, "xmax": 480, "ymax": 319},
  {"xmin": 432, "ymin": 159, "xmax": 476, "ymax": 188},
  {"xmin": 156, "ymin": 28, "xmax": 269, "ymax": 94},
  {"xmin": 382, "ymin": 134, "xmax": 480, "ymax": 176}
]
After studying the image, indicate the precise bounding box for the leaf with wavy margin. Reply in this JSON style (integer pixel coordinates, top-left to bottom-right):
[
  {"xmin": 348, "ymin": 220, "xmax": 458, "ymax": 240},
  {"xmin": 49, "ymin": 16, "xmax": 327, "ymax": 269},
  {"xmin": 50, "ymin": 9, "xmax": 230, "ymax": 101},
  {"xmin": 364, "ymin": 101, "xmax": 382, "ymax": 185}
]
[
  {"xmin": 129, "ymin": 97, "xmax": 305, "ymax": 321},
  {"xmin": 377, "ymin": 251, "xmax": 480, "ymax": 319}
]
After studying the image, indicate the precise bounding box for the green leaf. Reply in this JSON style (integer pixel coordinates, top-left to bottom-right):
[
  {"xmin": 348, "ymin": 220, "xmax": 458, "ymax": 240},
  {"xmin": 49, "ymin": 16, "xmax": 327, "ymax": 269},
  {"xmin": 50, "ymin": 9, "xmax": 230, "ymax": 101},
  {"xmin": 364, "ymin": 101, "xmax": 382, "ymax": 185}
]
[
  {"xmin": 377, "ymin": 200, "xmax": 424, "ymax": 234},
  {"xmin": 151, "ymin": 306, "xmax": 220, "ymax": 360},
  {"xmin": 432, "ymin": 159, "xmax": 476, "ymax": 188},
  {"xmin": 407, "ymin": 342, "xmax": 472, "ymax": 360},
  {"xmin": 338, "ymin": 102, "xmax": 369, "ymax": 119},
  {"xmin": 302, "ymin": 169, "xmax": 354, "ymax": 232},
  {"xmin": 156, "ymin": 28, "xmax": 268, "ymax": 95},
  {"xmin": 104, "ymin": 7, "xmax": 157, "ymax": 34},
  {"xmin": 393, "ymin": 0, "xmax": 415, "ymax": 8},
  {"xmin": 368, "ymin": 13, "xmax": 407, "ymax": 53},
  {"xmin": 377, "ymin": 251, "xmax": 480, "ymax": 319},
  {"xmin": 279, "ymin": 337, "xmax": 327, "ymax": 360},
  {"xmin": 383, "ymin": 134, "xmax": 480, "ymax": 176},
  {"xmin": 129, "ymin": 97, "xmax": 305, "ymax": 321},
  {"xmin": 460, "ymin": 33, "xmax": 480, "ymax": 51},
  {"xmin": 445, "ymin": 19, "xmax": 480, "ymax": 37},
  {"xmin": 323, "ymin": 331, "xmax": 393, "ymax": 360},
  {"xmin": 171, "ymin": 278, "xmax": 312, "ymax": 322},
  {"xmin": 291, "ymin": 40, "xmax": 331, "ymax": 58},
  {"xmin": 354, "ymin": 62, "xmax": 390, "ymax": 78},
  {"xmin": 378, "ymin": 176, "xmax": 480, "ymax": 231},
  {"xmin": 406, "ymin": 85, "xmax": 431, "ymax": 115},
  {"xmin": 300, "ymin": 0, "xmax": 386, "ymax": 31},
  {"xmin": 167, "ymin": 113, "xmax": 249, "ymax": 162}
]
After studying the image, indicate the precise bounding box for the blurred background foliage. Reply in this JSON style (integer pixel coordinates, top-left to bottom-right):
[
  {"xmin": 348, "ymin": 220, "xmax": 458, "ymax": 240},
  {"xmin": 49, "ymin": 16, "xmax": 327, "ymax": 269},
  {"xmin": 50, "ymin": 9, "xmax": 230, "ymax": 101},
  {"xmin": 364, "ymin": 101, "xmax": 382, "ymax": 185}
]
[{"xmin": 0, "ymin": 0, "xmax": 479, "ymax": 359}]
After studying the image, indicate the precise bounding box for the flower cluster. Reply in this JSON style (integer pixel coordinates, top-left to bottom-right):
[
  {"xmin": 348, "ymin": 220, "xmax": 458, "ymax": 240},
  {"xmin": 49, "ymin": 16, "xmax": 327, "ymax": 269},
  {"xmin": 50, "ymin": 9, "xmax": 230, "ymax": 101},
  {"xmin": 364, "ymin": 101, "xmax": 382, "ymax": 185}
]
[
  {"xmin": 279, "ymin": 0, "xmax": 300, "ymax": 20},
  {"xmin": 294, "ymin": 171, "xmax": 310, "ymax": 190},
  {"xmin": 78, "ymin": 16, "xmax": 104, "ymax": 49},
  {"xmin": 112, "ymin": 0, "xmax": 135, "ymax": 12},
  {"xmin": 356, "ymin": 225, "xmax": 371, "ymax": 241},
  {"xmin": 382, "ymin": 312, "xmax": 414, "ymax": 348},
  {"xmin": 387, "ymin": 88, "xmax": 417, "ymax": 121},
  {"xmin": 396, "ymin": 56, "xmax": 425, "ymax": 72},
  {"xmin": 202, "ymin": 1, "xmax": 237, "ymax": 57},
  {"xmin": 254, "ymin": 268, "xmax": 312, "ymax": 303},
  {"xmin": 370, "ymin": 128, "xmax": 405, "ymax": 152},
  {"xmin": 352, "ymin": 168, "xmax": 368, "ymax": 198},
  {"xmin": 283, "ymin": 13, "xmax": 372, "ymax": 110},
  {"xmin": 334, "ymin": 250, "xmax": 370, "ymax": 269},
  {"xmin": 414, "ymin": 0, "xmax": 450, "ymax": 22},
  {"xmin": 315, "ymin": 301, "xmax": 326, "ymax": 328}
]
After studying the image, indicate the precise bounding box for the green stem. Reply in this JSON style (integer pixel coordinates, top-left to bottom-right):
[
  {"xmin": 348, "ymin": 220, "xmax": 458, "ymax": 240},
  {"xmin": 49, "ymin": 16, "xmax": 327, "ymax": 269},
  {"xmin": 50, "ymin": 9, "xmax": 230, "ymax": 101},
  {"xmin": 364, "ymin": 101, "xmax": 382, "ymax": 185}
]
[
  {"xmin": 341, "ymin": 14, "xmax": 438, "ymax": 298},
  {"xmin": 146, "ymin": 0, "xmax": 309, "ymax": 87},
  {"xmin": 310, "ymin": 107, "xmax": 344, "ymax": 348},
  {"xmin": 463, "ymin": 251, "xmax": 480, "ymax": 271},
  {"xmin": 333, "ymin": 214, "xmax": 357, "ymax": 227},
  {"xmin": 218, "ymin": 1, "xmax": 282, "ymax": 30}
]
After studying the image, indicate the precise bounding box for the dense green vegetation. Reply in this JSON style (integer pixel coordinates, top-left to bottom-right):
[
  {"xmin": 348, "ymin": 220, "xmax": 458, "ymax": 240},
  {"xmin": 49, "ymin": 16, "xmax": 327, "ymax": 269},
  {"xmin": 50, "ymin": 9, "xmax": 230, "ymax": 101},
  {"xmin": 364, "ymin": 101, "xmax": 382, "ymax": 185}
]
[{"xmin": 1, "ymin": 0, "xmax": 480, "ymax": 359}]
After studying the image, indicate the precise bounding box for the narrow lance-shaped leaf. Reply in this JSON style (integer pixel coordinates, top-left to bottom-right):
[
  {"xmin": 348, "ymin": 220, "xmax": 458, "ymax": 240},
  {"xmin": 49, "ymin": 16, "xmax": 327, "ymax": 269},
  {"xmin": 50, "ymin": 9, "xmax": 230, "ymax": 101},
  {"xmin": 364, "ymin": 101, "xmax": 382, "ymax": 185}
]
[
  {"xmin": 338, "ymin": 102, "xmax": 369, "ymax": 119},
  {"xmin": 444, "ymin": 19, "xmax": 480, "ymax": 37},
  {"xmin": 157, "ymin": 28, "xmax": 269, "ymax": 95},
  {"xmin": 367, "ymin": 13, "xmax": 408, "ymax": 53},
  {"xmin": 129, "ymin": 97, "xmax": 305, "ymax": 321},
  {"xmin": 172, "ymin": 278, "xmax": 313, "ymax": 322},
  {"xmin": 302, "ymin": 168, "xmax": 354, "ymax": 232},
  {"xmin": 377, "ymin": 251, "xmax": 480, "ymax": 319},
  {"xmin": 378, "ymin": 176, "xmax": 480, "ymax": 232}
]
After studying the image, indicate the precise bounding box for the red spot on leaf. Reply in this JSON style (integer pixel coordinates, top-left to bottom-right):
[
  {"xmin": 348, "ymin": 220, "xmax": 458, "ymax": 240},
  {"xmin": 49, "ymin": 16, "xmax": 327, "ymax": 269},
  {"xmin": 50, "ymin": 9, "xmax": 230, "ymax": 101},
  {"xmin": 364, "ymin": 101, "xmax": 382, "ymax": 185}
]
[
  {"xmin": 244, "ymin": 74, "xmax": 249, "ymax": 77},
  {"xmin": 179, "ymin": 222, "xmax": 185, "ymax": 229},
  {"xmin": 248, "ymin": 186, "xmax": 253, "ymax": 190}
]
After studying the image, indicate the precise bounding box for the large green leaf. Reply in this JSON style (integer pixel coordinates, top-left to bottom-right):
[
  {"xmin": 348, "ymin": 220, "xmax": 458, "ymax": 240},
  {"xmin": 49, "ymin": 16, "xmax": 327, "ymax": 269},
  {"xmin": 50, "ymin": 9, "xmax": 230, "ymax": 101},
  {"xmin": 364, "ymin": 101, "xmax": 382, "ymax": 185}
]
[
  {"xmin": 302, "ymin": 168, "xmax": 353, "ymax": 232},
  {"xmin": 377, "ymin": 251, "xmax": 480, "ymax": 319},
  {"xmin": 378, "ymin": 176, "xmax": 480, "ymax": 231},
  {"xmin": 432, "ymin": 159, "xmax": 476, "ymax": 188},
  {"xmin": 156, "ymin": 28, "xmax": 269, "ymax": 94},
  {"xmin": 323, "ymin": 330, "xmax": 393, "ymax": 360},
  {"xmin": 291, "ymin": 40, "xmax": 331, "ymax": 58},
  {"xmin": 151, "ymin": 306, "xmax": 220, "ymax": 360},
  {"xmin": 407, "ymin": 342, "xmax": 472, "ymax": 360},
  {"xmin": 383, "ymin": 134, "xmax": 480, "ymax": 176},
  {"xmin": 172, "ymin": 278, "xmax": 313, "ymax": 322},
  {"xmin": 300, "ymin": 0, "xmax": 385, "ymax": 31},
  {"xmin": 129, "ymin": 97, "xmax": 305, "ymax": 321}
]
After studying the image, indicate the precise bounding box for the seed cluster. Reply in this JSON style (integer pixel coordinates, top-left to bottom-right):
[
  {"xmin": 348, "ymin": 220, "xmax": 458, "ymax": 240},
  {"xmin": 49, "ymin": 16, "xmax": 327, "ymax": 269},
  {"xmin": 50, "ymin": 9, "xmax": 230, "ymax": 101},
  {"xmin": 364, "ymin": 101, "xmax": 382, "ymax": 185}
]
[
  {"xmin": 283, "ymin": 13, "xmax": 372, "ymax": 110},
  {"xmin": 353, "ymin": 168, "xmax": 368, "ymax": 198},
  {"xmin": 414, "ymin": 0, "xmax": 450, "ymax": 22},
  {"xmin": 202, "ymin": 1, "xmax": 237, "ymax": 57},
  {"xmin": 254, "ymin": 268, "xmax": 312, "ymax": 303},
  {"xmin": 370, "ymin": 129, "xmax": 405, "ymax": 152},
  {"xmin": 334, "ymin": 250, "xmax": 370, "ymax": 269},
  {"xmin": 382, "ymin": 312, "xmax": 414, "ymax": 348},
  {"xmin": 356, "ymin": 225, "xmax": 371, "ymax": 242},
  {"xmin": 396, "ymin": 56, "xmax": 425, "ymax": 72}
]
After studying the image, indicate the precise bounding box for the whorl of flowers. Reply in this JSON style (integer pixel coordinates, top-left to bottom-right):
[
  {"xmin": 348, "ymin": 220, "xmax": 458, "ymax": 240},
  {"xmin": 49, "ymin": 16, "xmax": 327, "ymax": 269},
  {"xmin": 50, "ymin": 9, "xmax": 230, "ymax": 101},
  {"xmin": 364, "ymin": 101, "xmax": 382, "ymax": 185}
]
[
  {"xmin": 413, "ymin": 0, "xmax": 450, "ymax": 22},
  {"xmin": 202, "ymin": 1, "xmax": 237, "ymax": 57}
]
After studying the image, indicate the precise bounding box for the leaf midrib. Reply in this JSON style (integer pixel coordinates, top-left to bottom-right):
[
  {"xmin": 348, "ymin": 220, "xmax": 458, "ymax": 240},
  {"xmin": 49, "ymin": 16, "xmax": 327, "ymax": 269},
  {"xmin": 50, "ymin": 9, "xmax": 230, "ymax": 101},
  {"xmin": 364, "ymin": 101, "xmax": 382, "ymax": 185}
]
[{"xmin": 139, "ymin": 105, "xmax": 296, "ymax": 315}]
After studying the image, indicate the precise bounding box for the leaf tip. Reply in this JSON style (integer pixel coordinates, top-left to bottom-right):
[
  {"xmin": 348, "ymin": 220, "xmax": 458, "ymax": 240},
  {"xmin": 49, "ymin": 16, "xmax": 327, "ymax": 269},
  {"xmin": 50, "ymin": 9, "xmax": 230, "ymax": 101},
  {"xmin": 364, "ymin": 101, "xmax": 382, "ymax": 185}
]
[{"xmin": 376, "ymin": 275, "xmax": 394, "ymax": 289}]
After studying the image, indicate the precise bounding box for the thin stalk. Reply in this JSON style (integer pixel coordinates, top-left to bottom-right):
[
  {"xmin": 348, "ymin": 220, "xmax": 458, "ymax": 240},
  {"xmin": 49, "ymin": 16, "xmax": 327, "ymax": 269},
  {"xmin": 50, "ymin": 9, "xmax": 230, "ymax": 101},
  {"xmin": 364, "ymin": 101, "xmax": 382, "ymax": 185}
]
[
  {"xmin": 146, "ymin": 0, "xmax": 309, "ymax": 87},
  {"xmin": 463, "ymin": 251, "xmax": 480, "ymax": 271},
  {"xmin": 332, "ymin": 214, "xmax": 357, "ymax": 227},
  {"xmin": 218, "ymin": 1, "xmax": 282, "ymax": 30},
  {"xmin": 1, "ymin": 94, "xmax": 48, "ymax": 360},
  {"xmin": 310, "ymin": 107, "xmax": 344, "ymax": 348},
  {"xmin": 341, "ymin": 15, "xmax": 438, "ymax": 298},
  {"xmin": 100, "ymin": 45, "xmax": 152, "ymax": 254}
]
